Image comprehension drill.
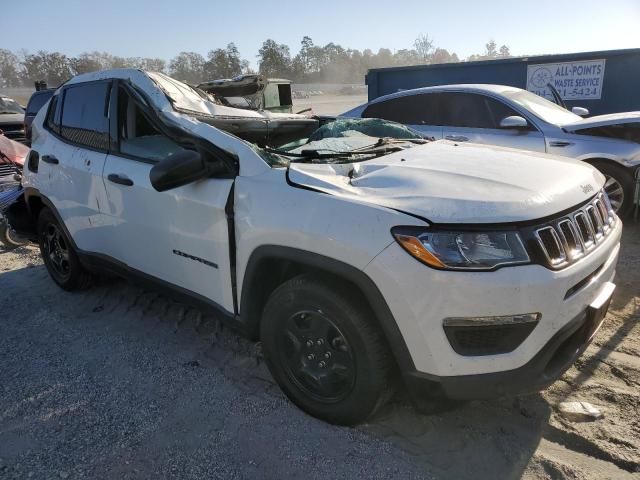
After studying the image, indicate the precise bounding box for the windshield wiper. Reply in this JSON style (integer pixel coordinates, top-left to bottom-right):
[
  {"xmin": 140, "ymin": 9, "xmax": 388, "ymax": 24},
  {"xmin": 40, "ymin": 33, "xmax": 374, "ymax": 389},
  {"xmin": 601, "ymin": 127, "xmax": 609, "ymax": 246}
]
[
  {"xmin": 266, "ymin": 146, "xmax": 403, "ymax": 163},
  {"xmin": 266, "ymin": 137, "xmax": 428, "ymax": 163}
]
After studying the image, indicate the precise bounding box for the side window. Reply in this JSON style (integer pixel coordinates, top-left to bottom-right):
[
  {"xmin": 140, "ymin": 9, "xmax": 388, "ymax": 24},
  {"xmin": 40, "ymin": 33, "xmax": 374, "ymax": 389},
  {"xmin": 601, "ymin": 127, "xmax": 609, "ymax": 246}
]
[
  {"xmin": 363, "ymin": 94, "xmax": 441, "ymax": 125},
  {"xmin": 484, "ymin": 97, "xmax": 524, "ymax": 128},
  {"xmin": 440, "ymin": 92, "xmax": 524, "ymax": 129},
  {"xmin": 60, "ymin": 82, "xmax": 110, "ymax": 150},
  {"xmin": 26, "ymin": 92, "xmax": 51, "ymax": 116},
  {"xmin": 45, "ymin": 95, "xmax": 60, "ymax": 134},
  {"xmin": 116, "ymin": 86, "xmax": 186, "ymax": 163}
]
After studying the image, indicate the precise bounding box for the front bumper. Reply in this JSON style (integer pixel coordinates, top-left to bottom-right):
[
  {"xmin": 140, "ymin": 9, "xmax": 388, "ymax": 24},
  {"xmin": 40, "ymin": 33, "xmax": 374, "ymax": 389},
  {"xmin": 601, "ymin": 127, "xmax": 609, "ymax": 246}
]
[
  {"xmin": 404, "ymin": 281, "xmax": 613, "ymax": 400},
  {"xmin": 364, "ymin": 218, "xmax": 622, "ymax": 391}
]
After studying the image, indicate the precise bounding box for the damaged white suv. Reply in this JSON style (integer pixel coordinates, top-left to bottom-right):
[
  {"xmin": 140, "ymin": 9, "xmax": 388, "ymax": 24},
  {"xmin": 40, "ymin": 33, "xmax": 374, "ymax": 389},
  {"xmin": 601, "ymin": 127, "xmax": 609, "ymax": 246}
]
[{"xmin": 20, "ymin": 69, "xmax": 621, "ymax": 425}]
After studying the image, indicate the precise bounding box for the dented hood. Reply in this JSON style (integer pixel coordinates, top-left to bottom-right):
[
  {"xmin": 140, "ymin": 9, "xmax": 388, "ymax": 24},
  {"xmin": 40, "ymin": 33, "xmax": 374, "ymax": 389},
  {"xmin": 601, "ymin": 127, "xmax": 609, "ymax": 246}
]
[
  {"xmin": 288, "ymin": 141, "xmax": 604, "ymax": 224},
  {"xmin": 562, "ymin": 111, "xmax": 640, "ymax": 131}
]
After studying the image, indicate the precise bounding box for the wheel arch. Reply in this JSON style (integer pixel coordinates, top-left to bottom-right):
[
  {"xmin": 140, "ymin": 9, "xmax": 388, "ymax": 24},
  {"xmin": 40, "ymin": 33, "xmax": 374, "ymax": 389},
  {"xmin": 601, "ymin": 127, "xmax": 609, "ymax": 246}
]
[
  {"xmin": 579, "ymin": 155, "xmax": 636, "ymax": 170},
  {"xmin": 23, "ymin": 188, "xmax": 79, "ymax": 248},
  {"xmin": 239, "ymin": 245, "xmax": 416, "ymax": 373}
]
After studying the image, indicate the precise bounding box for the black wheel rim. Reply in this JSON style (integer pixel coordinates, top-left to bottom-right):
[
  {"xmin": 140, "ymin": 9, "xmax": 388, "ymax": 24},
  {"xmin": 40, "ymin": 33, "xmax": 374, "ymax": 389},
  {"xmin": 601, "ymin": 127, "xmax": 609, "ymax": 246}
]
[
  {"xmin": 42, "ymin": 222, "xmax": 70, "ymax": 280},
  {"xmin": 278, "ymin": 310, "xmax": 356, "ymax": 403},
  {"xmin": 604, "ymin": 175, "xmax": 624, "ymax": 213}
]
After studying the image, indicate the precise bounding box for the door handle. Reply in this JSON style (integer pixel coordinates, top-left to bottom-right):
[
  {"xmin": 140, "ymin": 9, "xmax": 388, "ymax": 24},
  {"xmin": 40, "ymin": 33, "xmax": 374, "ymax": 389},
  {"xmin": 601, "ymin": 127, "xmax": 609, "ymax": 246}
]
[
  {"xmin": 548, "ymin": 140, "xmax": 574, "ymax": 147},
  {"xmin": 445, "ymin": 135, "xmax": 469, "ymax": 142},
  {"xmin": 107, "ymin": 173, "xmax": 134, "ymax": 186},
  {"xmin": 41, "ymin": 155, "xmax": 59, "ymax": 165}
]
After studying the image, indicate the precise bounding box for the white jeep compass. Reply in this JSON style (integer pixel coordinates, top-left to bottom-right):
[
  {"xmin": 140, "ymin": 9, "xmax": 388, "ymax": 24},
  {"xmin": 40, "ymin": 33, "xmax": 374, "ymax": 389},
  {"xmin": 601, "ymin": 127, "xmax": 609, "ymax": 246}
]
[{"xmin": 19, "ymin": 69, "xmax": 621, "ymax": 425}]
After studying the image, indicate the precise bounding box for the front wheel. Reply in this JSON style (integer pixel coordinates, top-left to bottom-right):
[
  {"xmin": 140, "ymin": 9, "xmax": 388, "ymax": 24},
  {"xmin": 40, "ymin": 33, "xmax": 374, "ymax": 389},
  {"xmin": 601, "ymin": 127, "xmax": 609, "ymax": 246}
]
[
  {"xmin": 590, "ymin": 160, "xmax": 636, "ymax": 217},
  {"xmin": 260, "ymin": 274, "xmax": 394, "ymax": 425}
]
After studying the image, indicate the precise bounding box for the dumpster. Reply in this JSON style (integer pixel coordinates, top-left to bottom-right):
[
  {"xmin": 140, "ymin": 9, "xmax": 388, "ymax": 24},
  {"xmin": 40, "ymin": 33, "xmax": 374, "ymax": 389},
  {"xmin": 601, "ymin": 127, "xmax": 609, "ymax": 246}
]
[{"xmin": 366, "ymin": 48, "xmax": 640, "ymax": 116}]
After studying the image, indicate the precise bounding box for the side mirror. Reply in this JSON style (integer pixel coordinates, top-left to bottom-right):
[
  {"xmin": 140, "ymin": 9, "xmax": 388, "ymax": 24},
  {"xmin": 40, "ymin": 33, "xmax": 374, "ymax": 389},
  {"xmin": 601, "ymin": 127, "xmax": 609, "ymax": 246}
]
[
  {"xmin": 150, "ymin": 150, "xmax": 207, "ymax": 192},
  {"xmin": 499, "ymin": 115, "xmax": 528, "ymax": 129},
  {"xmin": 571, "ymin": 106, "xmax": 589, "ymax": 117}
]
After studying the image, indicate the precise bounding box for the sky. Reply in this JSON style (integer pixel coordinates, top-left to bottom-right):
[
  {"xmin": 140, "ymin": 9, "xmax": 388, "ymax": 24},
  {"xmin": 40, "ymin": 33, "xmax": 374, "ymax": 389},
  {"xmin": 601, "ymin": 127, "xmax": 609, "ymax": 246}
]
[{"xmin": 4, "ymin": 0, "xmax": 640, "ymax": 69}]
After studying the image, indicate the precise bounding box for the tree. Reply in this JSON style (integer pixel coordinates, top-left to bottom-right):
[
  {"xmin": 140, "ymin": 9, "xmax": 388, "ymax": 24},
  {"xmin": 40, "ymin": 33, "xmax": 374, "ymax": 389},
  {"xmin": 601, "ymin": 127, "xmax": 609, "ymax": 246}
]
[
  {"xmin": 257, "ymin": 39, "xmax": 291, "ymax": 77},
  {"xmin": 169, "ymin": 51, "xmax": 206, "ymax": 83},
  {"xmin": 431, "ymin": 48, "xmax": 459, "ymax": 64},
  {"xmin": 21, "ymin": 51, "xmax": 74, "ymax": 86},
  {"xmin": 414, "ymin": 34, "xmax": 434, "ymax": 63},
  {"xmin": 394, "ymin": 49, "xmax": 421, "ymax": 66},
  {"xmin": 204, "ymin": 43, "xmax": 245, "ymax": 79},
  {"xmin": 0, "ymin": 49, "xmax": 21, "ymax": 87},
  {"xmin": 298, "ymin": 36, "xmax": 315, "ymax": 72},
  {"xmin": 125, "ymin": 57, "xmax": 166, "ymax": 72},
  {"xmin": 70, "ymin": 51, "xmax": 104, "ymax": 75},
  {"xmin": 485, "ymin": 40, "xmax": 498, "ymax": 58},
  {"xmin": 467, "ymin": 40, "xmax": 511, "ymax": 61}
]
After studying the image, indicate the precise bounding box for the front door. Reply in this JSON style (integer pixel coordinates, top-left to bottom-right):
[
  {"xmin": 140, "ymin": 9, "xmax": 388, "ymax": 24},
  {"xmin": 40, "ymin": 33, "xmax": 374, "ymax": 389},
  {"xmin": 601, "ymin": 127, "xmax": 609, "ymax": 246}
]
[
  {"xmin": 100, "ymin": 83, "xmax": 235, "ymax": 312},
  {"xmin": 440, "ymin": 92, "xmax": 546, "ymax": 153}
]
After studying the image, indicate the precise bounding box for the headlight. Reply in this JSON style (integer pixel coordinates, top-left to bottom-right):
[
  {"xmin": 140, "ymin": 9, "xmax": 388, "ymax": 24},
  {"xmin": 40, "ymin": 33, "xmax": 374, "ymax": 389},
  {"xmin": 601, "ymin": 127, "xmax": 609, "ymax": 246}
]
[{"xmin": 392, "ymin": 227, "xmax": 530, "ymax": 270}]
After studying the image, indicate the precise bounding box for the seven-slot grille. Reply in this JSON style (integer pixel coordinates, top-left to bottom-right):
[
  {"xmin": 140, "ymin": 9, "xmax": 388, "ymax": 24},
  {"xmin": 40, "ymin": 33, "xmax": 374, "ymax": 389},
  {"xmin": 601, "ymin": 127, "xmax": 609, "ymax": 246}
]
[{"xmin": 534, "ymin": 191, "xmax": 616, "ymax": 269}]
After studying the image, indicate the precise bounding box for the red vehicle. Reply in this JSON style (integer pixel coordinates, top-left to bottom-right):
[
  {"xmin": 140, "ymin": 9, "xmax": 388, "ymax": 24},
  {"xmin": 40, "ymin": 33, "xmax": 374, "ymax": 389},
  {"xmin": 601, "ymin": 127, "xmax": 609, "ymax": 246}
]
[
  {"xmin": 0, "ymin": 130, "xmax": 29, "ymax": 167},
  {"xmin": 0, "ymin": 131, "xmax": 29, "ymax": 248}
]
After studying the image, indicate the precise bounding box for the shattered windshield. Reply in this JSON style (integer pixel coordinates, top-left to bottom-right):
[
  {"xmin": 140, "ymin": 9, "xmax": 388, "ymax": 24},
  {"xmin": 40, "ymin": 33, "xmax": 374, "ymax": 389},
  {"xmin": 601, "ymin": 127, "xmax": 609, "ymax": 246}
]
[
  {"xmin": 146, "ymin": 71, "xmax": 219, "ymax": 115},
  {"xmin": 0, "ymin": 97, "xmax": 24, "ymax": 114},
  {"xmin": 259, "ymin": 118, "xmax": 427, "ymax": 166}
]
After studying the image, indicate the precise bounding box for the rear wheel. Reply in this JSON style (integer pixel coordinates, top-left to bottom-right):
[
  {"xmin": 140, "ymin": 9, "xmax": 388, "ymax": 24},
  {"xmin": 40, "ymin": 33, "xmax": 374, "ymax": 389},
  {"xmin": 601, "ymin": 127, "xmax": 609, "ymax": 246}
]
[
  {"xmin": 260, "ymin": 274, "xmax": 394, "ymax": 425},
  {"xmin": 37, "ymin": 208, "xmax": 92, "ymax": 290},
  {"xmin": 589, "ymin": 160, "xmax": 635, "ymax": 217}
]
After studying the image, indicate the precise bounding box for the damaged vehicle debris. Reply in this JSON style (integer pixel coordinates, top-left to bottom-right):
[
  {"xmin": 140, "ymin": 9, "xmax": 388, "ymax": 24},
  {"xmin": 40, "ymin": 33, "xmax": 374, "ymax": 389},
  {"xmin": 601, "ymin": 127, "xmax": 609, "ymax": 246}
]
[
  {"xmin": 9, "ymin": 69, "xmax": 622, "ymax": 425},
  {"xmin": 197, "ymin": 74, "xmax": 295, "ymax": 114},
  {"xmin": 0, "ymin": 132, "xmax": 29, "ymax": 248}
]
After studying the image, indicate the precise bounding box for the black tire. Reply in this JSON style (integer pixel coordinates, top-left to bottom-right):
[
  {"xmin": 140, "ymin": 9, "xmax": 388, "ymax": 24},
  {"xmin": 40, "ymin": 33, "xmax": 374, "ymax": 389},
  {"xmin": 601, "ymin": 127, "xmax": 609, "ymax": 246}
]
[
  {"xmin": 260, "ymin": 274, "xmax": 394, "ymax": 425},
  {"xmin": 589, "ymin": 160, "xmax": 636, "ymax": 217},
  {"xmin": 0, "ymin": 217, "xmax": 29, "ymax": 249},
  {"xmin": 37, "ymin": 208, "xmax": 92, "ymax": 291}
]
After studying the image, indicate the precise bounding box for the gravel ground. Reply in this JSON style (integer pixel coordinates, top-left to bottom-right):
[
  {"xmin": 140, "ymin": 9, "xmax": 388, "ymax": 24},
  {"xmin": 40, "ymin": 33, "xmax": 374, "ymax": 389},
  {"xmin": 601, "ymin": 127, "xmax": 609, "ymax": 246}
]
[{"xmin": 0, "ymin": 224, "xmax": 638, "ymax": 480}]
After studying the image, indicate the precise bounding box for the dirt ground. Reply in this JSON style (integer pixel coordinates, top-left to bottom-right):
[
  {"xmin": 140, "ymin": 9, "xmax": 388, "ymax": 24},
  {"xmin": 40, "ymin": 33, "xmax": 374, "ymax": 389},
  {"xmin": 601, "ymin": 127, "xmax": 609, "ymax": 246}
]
[{"xmin": 0, "ymin": 222, "xmax": 638, "ymax": 479}]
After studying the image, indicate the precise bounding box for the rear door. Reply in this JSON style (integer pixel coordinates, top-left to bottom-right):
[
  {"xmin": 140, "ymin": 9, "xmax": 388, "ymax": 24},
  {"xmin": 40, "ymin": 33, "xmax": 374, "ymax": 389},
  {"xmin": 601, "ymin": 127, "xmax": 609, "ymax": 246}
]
[
  {"xmin": 362, "ymin": 93, "xmax": 443, "ymax": 139},
  {"xmin": 36, "ymin": 81, "xmax": 112, "ymax": 253},
  {"xmin": 101, "ymin": 82, "xmax": 236, "ymax": 312},
  {"xmin": 440, "ymin": 92, "xmax": 546, "ymax": 152}
]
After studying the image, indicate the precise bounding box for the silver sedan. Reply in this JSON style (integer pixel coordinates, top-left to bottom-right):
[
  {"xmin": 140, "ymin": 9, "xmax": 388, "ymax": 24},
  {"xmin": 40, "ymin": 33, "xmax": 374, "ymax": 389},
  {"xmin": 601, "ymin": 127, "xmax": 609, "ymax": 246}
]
[{"xmin": 343, "ymin": 84, "xmax": 640, "ymax": 215}]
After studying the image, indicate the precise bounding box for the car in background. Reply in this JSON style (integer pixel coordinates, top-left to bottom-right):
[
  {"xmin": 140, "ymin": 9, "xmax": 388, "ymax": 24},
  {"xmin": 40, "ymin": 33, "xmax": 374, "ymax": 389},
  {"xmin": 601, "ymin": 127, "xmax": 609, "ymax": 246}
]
[
  {"xmin": 24, "ymin": 88, "xmax": 55, "ymax": 145},
  {"xmin": 343, "ymin": 84, "xmax": 640, "ymax": 216},
  {"xmin": 0, "ymin": 95, "xmax": 27, "ymax": 144}
]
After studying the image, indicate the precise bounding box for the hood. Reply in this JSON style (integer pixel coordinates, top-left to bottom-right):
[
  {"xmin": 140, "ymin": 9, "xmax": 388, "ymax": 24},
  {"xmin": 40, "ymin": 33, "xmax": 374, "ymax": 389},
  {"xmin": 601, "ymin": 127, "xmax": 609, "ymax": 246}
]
[
  {"xmin": 288, "ymin": 141, "xmax": 604, "ymax": 224},
  {"xmin": 0, "ymin": 113, "xmax": 25, "ymax": 124},
  {"xmin": 562, "ymin": 111, "xmax": 640, "ymax": 131}
]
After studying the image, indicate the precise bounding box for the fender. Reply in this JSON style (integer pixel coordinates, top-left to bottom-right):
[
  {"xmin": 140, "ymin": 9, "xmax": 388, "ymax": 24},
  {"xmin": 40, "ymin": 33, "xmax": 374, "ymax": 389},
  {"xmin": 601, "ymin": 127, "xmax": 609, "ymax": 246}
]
[{"xmin": 239, "ymin": 245, "xmax": 416, "ymax": 373}]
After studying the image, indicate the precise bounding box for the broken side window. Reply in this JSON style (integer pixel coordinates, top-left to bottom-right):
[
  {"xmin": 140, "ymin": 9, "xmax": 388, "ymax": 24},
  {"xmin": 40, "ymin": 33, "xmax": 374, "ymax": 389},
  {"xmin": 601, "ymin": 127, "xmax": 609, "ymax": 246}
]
[{"xmin": 117, "ymin": 86, "xmax": 187, "ymax": 163}]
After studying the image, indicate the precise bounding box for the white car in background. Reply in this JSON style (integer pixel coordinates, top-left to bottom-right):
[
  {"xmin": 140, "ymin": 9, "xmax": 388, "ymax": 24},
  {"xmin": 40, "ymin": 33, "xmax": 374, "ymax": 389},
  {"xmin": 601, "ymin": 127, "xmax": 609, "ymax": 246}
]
[{"xmin": 343, "ymin": 85, "xmax": 640, "ymax": 215}]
